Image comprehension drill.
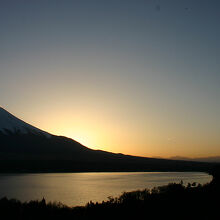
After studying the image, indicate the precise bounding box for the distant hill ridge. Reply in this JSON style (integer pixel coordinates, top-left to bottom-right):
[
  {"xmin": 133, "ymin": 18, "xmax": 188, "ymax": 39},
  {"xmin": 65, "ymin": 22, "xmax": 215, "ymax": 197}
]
[{"xmin": 169, "ymin": 156, "xmax": 220, "ymax": 163}]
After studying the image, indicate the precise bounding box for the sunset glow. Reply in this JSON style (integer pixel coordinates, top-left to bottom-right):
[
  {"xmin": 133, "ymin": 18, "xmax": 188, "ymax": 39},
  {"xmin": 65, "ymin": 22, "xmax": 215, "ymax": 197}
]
[{"xmin": 1, "ymin": 0, "xmax": 220, "ymax": 159}]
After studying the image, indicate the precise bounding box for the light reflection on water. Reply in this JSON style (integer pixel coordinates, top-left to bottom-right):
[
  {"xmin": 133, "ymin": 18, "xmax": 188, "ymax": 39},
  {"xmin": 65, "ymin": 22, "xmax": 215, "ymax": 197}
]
[{"xmin": 0, "ymin": 172, "xmax": 212, "ymax": 206}]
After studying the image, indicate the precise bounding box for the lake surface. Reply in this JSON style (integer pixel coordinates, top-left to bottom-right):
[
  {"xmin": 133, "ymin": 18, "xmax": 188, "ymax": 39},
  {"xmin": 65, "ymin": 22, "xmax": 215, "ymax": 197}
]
[{"xmin": 0, "ymin": 172, "xmax": 212, "ymax": 206}]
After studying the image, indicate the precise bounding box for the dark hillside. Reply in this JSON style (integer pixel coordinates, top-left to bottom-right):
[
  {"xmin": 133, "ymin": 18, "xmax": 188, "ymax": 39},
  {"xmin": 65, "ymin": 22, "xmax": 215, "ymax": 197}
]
[{"xmin": 0, "ymin": 132, "xmax": 213, "ymax": 172}]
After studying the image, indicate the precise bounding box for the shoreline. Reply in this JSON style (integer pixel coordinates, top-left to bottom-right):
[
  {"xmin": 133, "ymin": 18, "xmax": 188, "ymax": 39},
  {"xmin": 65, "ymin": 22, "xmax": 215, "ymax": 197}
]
[
  {"xmin": 0, "ymin": 170, "xmax": 219, "ymax": 219},
  {"xmin": 0, "ymin": 171, "xmax": 213, "ymax": 207}
]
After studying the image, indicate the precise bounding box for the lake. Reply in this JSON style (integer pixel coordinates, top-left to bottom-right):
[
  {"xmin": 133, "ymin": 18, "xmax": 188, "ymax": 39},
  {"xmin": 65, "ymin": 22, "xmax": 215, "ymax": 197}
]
[{"xmin": 0, "ymin": 172, "xmax": 212, "ymax": 206}]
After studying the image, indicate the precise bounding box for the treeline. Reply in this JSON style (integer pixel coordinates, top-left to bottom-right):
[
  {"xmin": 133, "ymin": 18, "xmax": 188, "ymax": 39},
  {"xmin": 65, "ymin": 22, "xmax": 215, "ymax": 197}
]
[{"xmin": 0, "ymin": 169, "xmax": 220, "ymax": 220}]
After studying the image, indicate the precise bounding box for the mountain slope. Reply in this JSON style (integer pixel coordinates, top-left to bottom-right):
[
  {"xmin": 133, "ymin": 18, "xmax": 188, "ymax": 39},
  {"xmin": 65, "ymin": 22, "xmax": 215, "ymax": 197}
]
[
  {"xmin": 0, "ymin": 107, "xmax": 213, "ymax": 172},
  {"xmin": 0, "ymin": 107, "xmax": 51, "ymax": 137}
]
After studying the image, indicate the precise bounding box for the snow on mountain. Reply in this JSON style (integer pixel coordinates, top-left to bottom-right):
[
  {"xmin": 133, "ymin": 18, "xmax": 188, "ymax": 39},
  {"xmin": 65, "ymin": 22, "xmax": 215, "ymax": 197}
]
[{"xmin": 0, "ymin": 107, "xmax": 51, "ymax": 138}]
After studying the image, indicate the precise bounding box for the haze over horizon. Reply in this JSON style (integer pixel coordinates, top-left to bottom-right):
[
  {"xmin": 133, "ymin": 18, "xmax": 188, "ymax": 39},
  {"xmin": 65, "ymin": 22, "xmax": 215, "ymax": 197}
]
[{"xmin": 0, "ymin": 0, "xmax": 220, "ymax": 158}]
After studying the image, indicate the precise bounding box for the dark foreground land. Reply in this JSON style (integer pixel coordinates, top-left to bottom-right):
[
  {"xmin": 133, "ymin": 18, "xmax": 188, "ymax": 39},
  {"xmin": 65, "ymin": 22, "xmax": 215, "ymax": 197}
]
[{"xmin": 1, "ymin": 167, "xmax": 220, "ymax": 220}]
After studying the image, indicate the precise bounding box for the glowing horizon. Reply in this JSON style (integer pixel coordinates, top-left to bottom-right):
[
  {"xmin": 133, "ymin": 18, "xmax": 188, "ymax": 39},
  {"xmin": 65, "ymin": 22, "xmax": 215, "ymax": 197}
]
[{"xmin": 4, "ymin": 106, "xmax": 220, "ymax": 159}]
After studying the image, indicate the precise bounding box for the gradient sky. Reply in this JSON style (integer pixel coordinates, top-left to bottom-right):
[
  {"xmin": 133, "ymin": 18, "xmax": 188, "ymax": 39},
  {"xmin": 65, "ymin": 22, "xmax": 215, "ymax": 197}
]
[{"xmin": 0, "ymin": 0, "xmax": 219, "ymax": 158}]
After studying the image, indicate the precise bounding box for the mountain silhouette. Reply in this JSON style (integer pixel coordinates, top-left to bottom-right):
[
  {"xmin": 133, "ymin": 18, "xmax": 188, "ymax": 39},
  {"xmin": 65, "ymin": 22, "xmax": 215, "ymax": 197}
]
[
  {"xmin": 0, "ymin": 107, "xmax": 51, "ymax": 137},
  {"xmin": 0, "ymin": 107, "xmax": 213, "ymax": 172}
]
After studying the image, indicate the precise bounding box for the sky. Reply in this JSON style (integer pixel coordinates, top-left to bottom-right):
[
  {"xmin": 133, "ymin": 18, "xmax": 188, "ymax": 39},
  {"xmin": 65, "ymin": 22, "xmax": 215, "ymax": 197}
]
[{"xmin": 0, "ymin": 0, "xmax": 220, "ymax": 158}]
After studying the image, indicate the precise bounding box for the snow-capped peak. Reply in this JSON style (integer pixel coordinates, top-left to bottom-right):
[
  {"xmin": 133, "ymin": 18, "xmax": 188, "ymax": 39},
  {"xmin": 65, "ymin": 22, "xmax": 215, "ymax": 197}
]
[{"xmin": 0, "ymin": 107, "xmax": 51, "ymax": 138}]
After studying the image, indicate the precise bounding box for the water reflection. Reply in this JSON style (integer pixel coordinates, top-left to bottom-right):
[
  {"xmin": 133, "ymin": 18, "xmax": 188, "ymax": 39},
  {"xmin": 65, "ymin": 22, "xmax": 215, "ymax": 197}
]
[{"xmin": 0, "ymin": 172, "xmax": 212, "ymax": 206}]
